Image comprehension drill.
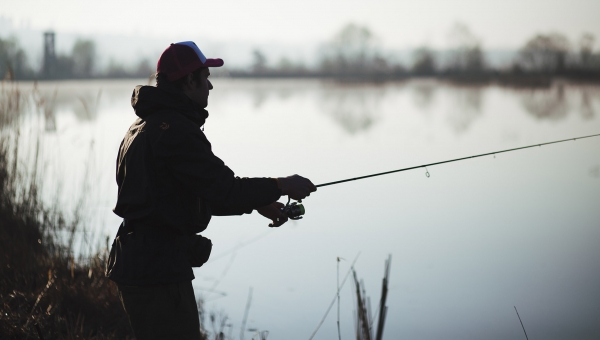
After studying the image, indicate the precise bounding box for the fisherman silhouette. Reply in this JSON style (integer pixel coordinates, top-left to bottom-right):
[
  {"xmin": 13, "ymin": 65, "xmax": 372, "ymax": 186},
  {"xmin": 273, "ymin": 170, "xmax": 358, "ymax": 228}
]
[{"xmin": 105, "ymin": 41, "xmax": 316, "ymax": 340}]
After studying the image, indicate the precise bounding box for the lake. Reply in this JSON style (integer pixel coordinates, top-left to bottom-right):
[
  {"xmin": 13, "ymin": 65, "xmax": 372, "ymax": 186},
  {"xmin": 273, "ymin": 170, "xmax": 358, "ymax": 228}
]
[{"xmin": 4, "ymin": 78, "xmax": 600, "ymax": 339}]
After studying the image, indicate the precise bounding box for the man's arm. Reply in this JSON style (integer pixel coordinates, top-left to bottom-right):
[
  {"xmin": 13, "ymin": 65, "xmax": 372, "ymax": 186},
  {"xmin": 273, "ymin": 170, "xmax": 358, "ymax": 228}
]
[
  {"xmin": 211, "ymin": 174, "xmax": 316, "ymax": 220},
  {"xmin": 162, "ymin": 125, "xmax": 316, "ymax": 220},
  {"xmin": 209, "ymin": 177, "xmax": 281, "ymax": 216},
  {"xmin": 254, "ymin": 174, "xmax": 317, "ymax": 227},
  {"xmin": 160, "ymin": 127, "xmax": 276, "ymax": 212}
]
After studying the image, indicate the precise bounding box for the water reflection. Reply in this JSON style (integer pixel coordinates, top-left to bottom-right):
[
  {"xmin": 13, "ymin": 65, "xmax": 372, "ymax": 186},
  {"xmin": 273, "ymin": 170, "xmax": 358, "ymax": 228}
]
[
  {"xmin": 410, "ymin": 80, "xmax": 437, "ymax": 110},
  {"xmin": 0, "ymin": 84, "xmax": 24, "ymax": 129},
  {"xmin": 520, "ymin": 84, "xmax": 569, "ymax": 120},
  {"xmin": 252, "ymin": 87, "xmax": 268, "ymax": 109},
  {"xmin": 70, "ymin": 90, "xmax": 102, "ymax": 122},
  {"xmin": 446, "ymin": 85, "xmax": 483, "ymax": 133},
  {"xmin": 11, "ymin": 80, "xmax": 600, "ymax": 138},
  {"xmin": 28, "ymin": 84, "xmax": 111, "ymax": 129},
  {"xmin": 240, "ymin": 80, "xmax": 305, "ymax": 109},
  {"xmin": 590, "ymin": 165, "xmax": 600, "ymax": 179},
  {"xmin": 580, "ymin": 88, "xmax": 596, "ymax": 120},
  {"xmin": 319, "ymin": 83, "xmax": 383, "ymax": 134},
  {"xmin": 33, "ymin": 87, "xmax": 58, "ymax": 132}
]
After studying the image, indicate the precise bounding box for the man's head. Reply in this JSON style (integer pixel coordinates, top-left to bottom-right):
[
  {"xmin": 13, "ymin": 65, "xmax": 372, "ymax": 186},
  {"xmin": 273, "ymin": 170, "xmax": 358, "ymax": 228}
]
[{"xmin": 156, "ymin": 41, "xmax": 223, "ymax": 108}]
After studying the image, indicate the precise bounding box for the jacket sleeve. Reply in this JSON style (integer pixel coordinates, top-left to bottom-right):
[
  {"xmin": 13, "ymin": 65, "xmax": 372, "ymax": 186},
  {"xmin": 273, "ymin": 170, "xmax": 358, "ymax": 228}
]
[
  {"xmin": 209, "ymin": 176, "xmax": 281, "ymax": 216},
  {"xmin": 159, "ymin": 125, "xmax": 282, "ymax": 216}
]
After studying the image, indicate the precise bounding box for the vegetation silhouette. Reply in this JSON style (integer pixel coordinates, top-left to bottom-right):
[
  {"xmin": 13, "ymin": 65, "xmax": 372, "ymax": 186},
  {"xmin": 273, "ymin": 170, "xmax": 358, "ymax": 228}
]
[{"xmin": 3, "ymin": 23, "xmax": 598, "ymax": 85}]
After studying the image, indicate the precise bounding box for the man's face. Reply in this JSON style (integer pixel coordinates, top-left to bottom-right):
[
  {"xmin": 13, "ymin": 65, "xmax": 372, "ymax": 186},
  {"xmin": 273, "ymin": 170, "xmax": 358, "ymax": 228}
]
[{"xmin": 183, "ymin": 68, "xmax": 213, "ymax": 108}]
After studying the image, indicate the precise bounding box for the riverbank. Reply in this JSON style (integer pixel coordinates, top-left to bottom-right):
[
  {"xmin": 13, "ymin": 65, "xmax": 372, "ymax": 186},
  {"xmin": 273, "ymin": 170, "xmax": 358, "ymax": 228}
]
[
  {"xmin": 0, "ymin": 133, "xmax": 134, "ymax": 338},
  {"xmin": 0, "ymin": 84, "xmax": 134, "ymax": 338}
]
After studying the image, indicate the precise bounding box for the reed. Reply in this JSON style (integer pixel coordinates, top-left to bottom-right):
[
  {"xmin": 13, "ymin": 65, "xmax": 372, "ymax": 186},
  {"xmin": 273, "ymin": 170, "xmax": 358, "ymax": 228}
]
[
  {"xmin": 352, "ymin": 255, "xmax": 391, "ymax": 340},
  {"xmin": 0, "ymin": 82, "xmax": 132, "ymax": 339}
]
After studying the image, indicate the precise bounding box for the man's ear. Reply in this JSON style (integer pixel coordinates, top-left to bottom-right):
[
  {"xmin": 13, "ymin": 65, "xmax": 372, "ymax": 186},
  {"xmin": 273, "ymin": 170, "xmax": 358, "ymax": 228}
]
[{"xmin": 182, "ymin": 73, "xmax": 195, "ymax": 90}]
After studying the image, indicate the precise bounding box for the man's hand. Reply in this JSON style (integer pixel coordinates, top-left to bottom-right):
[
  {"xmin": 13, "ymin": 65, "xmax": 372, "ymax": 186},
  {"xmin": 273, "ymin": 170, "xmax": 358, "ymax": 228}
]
[
  {"xmin": 256, "ymin": 202, "xmax": 288, "ymax": 227},
  {"xmin": 277, "ymin": 175, "xmax": 317, "ymax": 200}
]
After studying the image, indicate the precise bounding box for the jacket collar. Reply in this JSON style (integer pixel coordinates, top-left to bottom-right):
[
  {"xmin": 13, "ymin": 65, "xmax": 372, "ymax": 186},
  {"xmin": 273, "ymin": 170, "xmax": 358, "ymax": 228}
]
[{"xmin": 131, "ymin": 83, "xmax": 209, "ymax": 127}]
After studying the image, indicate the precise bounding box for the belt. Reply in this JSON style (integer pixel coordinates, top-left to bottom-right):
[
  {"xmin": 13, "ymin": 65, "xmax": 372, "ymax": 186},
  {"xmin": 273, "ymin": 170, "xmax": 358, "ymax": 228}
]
[{"xmin": 123, "ymin": 219, "xmax": 180, "ymax": 238}]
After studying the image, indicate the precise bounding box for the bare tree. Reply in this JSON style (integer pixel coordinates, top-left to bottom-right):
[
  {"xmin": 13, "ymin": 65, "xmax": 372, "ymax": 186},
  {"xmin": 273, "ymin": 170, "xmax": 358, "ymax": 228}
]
[
  {"xmin": 446, "ymin": 23, "xmax": 484, "ymax": 72},
  {"xmin": 134, "ymin": 58, "xmax": 153, "ymax": 78},
  {"xmin": 412, "ymin": 46, "xmax": 436, "ymax": 74},
  {"xmin": 517, "ymin": 33, "xmax": 570, "ymax": 73},
  {"xmin": 0, "ymin": 36, "xmax": 30, "ymax": 80},
  {"xmin": 578, "ymin": 33, "xmax": 596, "ymax": 69},
  {"xmin": 319, "ymin": 23, "xmax": 382, "ymax": 75},
  {"xmin": 276, "ymin": 57, "xmax": 306, "ymax": 73},
  {"xmin": 252, "ymin": 49, "xmax": 267, "ymax": 74},
  {"xmin": 72, "ymin": 39, "xmax": 96, "ymax": 78}
]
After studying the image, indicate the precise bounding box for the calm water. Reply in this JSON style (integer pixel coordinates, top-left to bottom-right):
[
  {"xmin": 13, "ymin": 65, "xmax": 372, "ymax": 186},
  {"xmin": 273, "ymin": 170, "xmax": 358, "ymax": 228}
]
[{"xmin": 5, "ymin": 78, "xmax": 600, "ymax": 339}]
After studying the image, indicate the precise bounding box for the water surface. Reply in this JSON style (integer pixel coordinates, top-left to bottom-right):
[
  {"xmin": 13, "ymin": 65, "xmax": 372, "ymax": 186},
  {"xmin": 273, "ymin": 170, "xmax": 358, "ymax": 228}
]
[{"xmin": 7, "ymin": 78, "xmax": 600, "ymax": 339}]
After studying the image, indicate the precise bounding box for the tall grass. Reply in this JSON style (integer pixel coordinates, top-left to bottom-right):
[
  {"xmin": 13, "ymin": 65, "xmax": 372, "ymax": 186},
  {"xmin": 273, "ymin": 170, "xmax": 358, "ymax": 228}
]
[
  {"xmin": 0, "ymin": 81, "xmax": 132, "ymax": 339},
  {"xmin": 352, "ymin": 255, "xmax": 391, "ymax": 340}
]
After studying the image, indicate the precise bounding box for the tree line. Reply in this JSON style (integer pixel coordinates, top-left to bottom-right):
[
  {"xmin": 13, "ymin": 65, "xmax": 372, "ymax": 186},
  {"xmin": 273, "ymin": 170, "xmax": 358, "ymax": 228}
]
[
  {"xmin": 0, "ymin": 37, "xmax": 152, "ymax": 80},
  {"xmin": 2, "ymin": 24, "xmax": 600, "ymax": 81},
  {"xmin": 239, "ymin": 23, "xmax": 600, "ymax": 82}
]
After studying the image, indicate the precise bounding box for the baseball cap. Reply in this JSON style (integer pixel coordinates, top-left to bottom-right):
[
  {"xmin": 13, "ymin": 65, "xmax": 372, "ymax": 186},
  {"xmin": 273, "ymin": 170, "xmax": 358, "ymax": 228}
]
[{"xmin": 157, "ymin": 41, "xmax": 224, "ymax": 81}]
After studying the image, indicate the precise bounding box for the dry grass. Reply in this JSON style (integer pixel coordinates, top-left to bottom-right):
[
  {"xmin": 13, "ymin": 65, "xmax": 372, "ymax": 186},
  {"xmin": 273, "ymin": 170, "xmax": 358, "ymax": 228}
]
[
  {"xmin": 352, "ymin": 255, "xmax": 391, "ymax": 340},
  {"xmin": 0, "ymin": 81, "xmax": 132, "ymax": 339}
]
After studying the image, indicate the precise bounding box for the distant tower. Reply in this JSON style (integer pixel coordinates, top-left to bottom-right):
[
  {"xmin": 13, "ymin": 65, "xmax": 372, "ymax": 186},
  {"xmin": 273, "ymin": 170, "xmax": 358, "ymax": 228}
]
[{"xmin": 43, "ymin": 31, "xmax": 56, "ymax": 78}]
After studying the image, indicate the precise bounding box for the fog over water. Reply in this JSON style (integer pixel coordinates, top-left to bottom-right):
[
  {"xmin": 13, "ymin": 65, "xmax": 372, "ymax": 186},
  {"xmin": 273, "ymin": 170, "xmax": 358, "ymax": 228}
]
[{"xmin": 8, "ymin": 79, "xmax": 600, "ymax": 339}]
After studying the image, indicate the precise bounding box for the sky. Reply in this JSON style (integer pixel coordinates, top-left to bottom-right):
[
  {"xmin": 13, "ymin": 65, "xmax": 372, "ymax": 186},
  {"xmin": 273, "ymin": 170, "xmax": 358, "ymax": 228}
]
[{"xmin": 2, "ymin": 0, "xmax": 600, "ymax": 49}]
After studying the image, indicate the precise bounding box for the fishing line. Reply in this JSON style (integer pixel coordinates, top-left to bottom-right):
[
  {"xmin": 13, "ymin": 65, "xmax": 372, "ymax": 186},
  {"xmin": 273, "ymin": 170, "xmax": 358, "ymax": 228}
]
[
  {"xmin": 206, "ymin": 230, "xmax": 272, "ymax": 263},
  {"xmin": 315, "ymin": 133, "xmax": 600, "ymax": 188}
]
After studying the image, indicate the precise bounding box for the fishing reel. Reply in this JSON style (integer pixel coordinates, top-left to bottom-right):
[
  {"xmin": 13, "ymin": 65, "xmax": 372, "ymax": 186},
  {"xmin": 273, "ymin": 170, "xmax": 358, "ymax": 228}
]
[{"xmin": 282, "ymin": 197, "xmax": 305, "ymax": 220}]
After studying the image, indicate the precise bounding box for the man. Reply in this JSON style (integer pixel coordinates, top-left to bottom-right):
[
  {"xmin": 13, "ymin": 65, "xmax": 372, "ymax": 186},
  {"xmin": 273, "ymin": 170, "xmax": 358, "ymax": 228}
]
[{"xmin": 106, "ymin": 41, "xmax": 316, "ymax": 339}]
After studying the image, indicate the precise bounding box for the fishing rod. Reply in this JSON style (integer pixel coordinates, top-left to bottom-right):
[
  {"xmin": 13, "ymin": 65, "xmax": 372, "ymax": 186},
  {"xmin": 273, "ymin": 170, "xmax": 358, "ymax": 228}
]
[
  {"xmin": 316, "ymin": 132, "xmax": 600, "ymax": 188},
  {"xmin": 281, "ymin": 133, "xmax": 600, "ymax": 219}
]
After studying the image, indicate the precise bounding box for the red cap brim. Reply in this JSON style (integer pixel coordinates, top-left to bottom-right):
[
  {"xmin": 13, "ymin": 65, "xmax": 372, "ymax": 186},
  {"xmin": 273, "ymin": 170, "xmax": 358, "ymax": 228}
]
[{"xmin": 202, "ymin": 58, "xmax": 224, "ymax": 67}]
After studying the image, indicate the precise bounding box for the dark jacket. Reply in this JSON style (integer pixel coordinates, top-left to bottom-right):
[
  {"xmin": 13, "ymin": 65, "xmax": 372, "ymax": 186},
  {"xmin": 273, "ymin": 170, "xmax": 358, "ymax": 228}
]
[{"xmin": 106, "ymin": 84, "xmax": 281, "ymax": 285}]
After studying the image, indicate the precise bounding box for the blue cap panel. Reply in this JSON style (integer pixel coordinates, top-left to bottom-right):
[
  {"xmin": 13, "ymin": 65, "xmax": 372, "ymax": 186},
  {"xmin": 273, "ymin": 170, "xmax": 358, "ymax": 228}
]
[{"xmin": 175, "ymin": 41, "xmax": 207, "ymax": 64}]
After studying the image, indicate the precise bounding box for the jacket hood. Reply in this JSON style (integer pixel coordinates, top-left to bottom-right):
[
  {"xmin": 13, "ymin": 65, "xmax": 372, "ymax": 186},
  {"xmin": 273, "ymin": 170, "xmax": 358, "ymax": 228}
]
[{"xmin": 131, "ymin": 84, "xmax": 209, "ymax": 127}]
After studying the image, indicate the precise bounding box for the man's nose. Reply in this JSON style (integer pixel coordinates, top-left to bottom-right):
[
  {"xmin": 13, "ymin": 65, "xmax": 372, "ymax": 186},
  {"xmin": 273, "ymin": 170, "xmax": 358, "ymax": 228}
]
[{"xmin": 208, "ymin": 79, "xmax": 213, "ymax": 90}]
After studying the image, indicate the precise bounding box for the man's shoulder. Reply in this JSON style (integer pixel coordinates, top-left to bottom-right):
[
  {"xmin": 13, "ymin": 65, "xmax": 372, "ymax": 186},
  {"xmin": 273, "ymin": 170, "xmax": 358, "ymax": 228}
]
[
  {"xmin": 142, "ymin": 111, "xmax": 207, "ymax": 148},
  {"xmin": 145, "ymin": 111, "xmax": 199, "ymax": 134}
]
